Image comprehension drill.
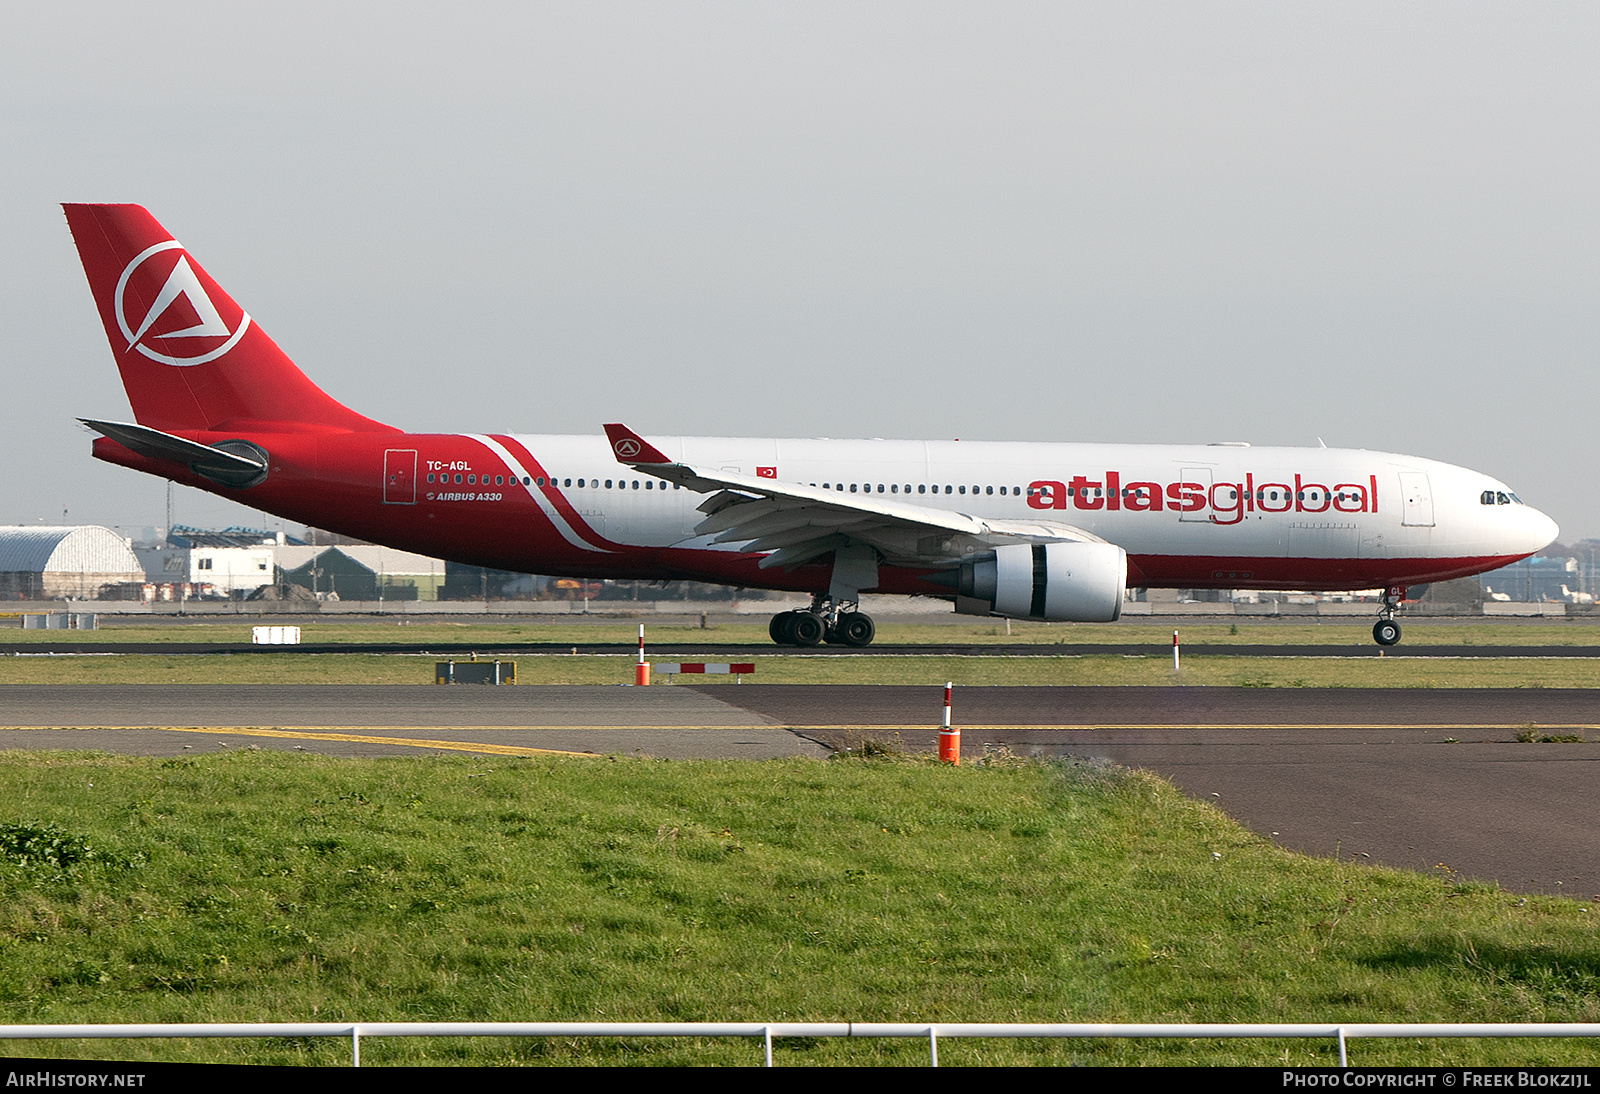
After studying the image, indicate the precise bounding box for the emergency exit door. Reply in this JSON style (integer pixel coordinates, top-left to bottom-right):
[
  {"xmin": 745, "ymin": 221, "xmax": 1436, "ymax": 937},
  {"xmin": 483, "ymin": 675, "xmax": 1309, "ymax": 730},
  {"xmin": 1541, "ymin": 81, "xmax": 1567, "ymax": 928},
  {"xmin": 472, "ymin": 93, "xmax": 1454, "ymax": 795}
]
[
  {"xmin": 384, "ymin": 449, "xmax": 417, "ymax": 505},
  {"xmin": 1177, "ymin": 467, "xmax": 1212, "ymax": 522}
]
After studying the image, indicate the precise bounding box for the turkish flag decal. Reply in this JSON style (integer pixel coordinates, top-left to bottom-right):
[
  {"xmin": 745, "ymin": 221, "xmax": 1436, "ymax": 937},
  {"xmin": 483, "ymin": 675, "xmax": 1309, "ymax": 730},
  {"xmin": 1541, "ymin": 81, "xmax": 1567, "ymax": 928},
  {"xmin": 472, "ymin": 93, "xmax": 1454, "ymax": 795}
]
[{"xmin": 756, "ymin": 466, "xmax": 777, "ymax": 479}]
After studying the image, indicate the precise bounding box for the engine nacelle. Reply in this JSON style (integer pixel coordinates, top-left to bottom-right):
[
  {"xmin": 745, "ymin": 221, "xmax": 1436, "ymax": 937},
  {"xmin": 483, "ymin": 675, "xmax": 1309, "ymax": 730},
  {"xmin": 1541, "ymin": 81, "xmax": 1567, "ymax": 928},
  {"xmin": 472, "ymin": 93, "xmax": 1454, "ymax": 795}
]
[{"xmin": 956, "ymin": 541, "xmax": 1126, "ymax": 622}]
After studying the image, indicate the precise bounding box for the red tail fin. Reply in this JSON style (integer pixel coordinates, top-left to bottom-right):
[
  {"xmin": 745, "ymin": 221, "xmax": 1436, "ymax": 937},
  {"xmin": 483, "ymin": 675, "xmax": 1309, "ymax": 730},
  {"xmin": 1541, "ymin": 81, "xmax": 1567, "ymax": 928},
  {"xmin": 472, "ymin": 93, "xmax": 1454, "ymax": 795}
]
[{"xmin": 63, "ymin": 204, "xmax": 393, "ymax": 435}]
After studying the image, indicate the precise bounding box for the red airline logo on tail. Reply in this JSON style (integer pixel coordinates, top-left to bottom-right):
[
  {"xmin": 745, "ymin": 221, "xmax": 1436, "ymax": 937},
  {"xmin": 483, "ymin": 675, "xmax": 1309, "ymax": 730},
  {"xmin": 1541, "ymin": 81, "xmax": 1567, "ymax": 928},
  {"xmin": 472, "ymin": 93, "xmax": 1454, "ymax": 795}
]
[{"xmin": 114, "ymin": 240, "xmax": 251, "ymax": 366}]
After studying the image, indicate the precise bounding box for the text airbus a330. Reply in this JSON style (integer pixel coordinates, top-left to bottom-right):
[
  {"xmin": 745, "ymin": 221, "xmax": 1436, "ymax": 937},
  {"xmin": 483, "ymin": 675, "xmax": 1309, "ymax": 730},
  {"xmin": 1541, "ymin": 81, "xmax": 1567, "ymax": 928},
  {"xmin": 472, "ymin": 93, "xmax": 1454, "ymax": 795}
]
[{"xmin": 63, "ymin": 204, "xmax": 1558, "ymax": 647}]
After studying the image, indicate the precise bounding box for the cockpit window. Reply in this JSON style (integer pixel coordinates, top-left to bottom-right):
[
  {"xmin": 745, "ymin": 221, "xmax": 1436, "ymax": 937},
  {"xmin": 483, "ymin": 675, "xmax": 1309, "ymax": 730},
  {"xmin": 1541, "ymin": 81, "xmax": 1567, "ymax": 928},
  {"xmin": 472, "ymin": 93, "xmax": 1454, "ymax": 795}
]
[
  {"xmin": 1482, "ymin": 490, "xmax": 1520, "ymax": 506},
  {"xmin": 1496, "ymin": 492, "xmax": 1511, "ymax": 505}
]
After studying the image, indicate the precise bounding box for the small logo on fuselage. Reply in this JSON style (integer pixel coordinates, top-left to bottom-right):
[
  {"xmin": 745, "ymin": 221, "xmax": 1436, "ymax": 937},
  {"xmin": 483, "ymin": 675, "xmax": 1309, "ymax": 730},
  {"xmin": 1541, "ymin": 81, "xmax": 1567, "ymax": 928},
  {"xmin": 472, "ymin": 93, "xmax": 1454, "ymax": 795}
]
[{"xmin": 114, "ymin": 240, "xmax": 251, "ymax": 366}]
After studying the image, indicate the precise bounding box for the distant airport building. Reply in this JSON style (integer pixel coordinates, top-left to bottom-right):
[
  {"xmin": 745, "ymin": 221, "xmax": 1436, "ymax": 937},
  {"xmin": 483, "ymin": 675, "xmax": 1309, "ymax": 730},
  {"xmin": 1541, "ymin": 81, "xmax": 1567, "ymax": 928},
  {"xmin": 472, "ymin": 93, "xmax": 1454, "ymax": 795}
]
[
  {"xmin": 274, "ymin": 545, "xmax": 446, "ymax": 601},
  {"xmin": 134, "ymin": 526, "xmax": 305, "ymax": 598},
  {"xmin": 0, "ymin": 525, "xmax": 144, "ymax": 600},
  {"xmin": 130, "ymin": 526, "xmax": 446, "ymax": 602}
]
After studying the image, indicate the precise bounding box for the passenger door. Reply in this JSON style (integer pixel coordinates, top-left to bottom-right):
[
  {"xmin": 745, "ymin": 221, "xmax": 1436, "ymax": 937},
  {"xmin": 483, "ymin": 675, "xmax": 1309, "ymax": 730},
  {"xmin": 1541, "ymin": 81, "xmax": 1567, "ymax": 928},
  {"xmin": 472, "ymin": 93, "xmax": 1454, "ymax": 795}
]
[{"xmin": 1398, "ymin": 472, "xmax": 1434, "ymax": 527}]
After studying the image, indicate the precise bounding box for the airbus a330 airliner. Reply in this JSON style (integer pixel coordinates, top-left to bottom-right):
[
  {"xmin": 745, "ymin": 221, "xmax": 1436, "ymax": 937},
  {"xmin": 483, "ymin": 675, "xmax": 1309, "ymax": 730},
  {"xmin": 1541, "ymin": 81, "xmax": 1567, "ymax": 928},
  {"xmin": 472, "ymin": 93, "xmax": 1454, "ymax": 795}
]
[{"xmin": 63, "ymin": 204, "xmax": 1558, "ymax": 647}]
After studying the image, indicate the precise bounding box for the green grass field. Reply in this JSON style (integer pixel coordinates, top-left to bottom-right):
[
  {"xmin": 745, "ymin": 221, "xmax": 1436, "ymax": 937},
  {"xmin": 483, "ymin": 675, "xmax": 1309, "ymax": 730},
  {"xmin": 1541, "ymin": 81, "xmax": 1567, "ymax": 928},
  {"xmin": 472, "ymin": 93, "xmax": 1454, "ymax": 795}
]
[
  {"xmin": 4, "ymin": 618, "xmax": 1599, "ymax": 689},
  {"xmin": 1, "ymin": 750, "xmax": 1598, "ymax": 1067},
  {"xmin": 3, "ymin": 651, "xmax": 1600, "ymax": 688}
]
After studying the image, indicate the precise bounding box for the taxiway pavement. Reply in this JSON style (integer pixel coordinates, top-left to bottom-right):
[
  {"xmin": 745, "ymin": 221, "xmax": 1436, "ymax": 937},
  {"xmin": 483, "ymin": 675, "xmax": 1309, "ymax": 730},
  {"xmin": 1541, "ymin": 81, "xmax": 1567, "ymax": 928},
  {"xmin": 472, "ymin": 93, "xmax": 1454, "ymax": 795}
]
[{"xmin": 2, "ymin": 683, "xmax": 1597, "ymax": 897}]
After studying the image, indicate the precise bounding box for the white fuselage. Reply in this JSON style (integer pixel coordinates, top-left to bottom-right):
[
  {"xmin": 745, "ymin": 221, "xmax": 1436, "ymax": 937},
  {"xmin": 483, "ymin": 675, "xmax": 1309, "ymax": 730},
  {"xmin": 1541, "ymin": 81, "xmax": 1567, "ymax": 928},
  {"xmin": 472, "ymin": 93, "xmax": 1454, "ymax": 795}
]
[{"xmin": 483, "ymin": 434, "xmax": 1557, "ymax": 591}]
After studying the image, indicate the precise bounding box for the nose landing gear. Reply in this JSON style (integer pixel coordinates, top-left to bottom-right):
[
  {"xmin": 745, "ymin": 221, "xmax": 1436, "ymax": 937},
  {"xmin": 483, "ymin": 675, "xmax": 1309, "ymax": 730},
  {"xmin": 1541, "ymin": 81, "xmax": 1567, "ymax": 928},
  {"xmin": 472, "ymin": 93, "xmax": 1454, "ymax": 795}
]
[
  {"xmin": 1372, "ymin": 586, "xmax": 1406, "ymax": 646},
  {"xmin": 769, "ymin": 596, "xmax": 876, "ymax": 648}
]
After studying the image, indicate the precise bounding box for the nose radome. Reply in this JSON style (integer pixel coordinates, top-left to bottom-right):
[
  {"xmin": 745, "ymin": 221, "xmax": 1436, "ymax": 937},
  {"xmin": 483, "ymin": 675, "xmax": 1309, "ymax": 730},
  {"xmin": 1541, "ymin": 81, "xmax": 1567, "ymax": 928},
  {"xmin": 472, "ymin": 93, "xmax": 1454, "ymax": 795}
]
[{"xmin": 1524, "ymin": 507, "xmax": 1560, "ymax": 554}]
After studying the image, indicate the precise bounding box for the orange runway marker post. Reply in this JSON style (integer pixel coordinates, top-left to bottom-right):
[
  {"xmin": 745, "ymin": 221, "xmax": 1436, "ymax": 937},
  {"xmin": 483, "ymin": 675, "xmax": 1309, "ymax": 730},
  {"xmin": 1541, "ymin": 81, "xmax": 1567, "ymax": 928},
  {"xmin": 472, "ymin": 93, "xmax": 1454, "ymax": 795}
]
[
  {"xmin": 634, "ymin": 623, "xmax": 651, "ymax": 686},
  {"xmin": 938, "ymin": 681, "xmax": 959, "ymax": 764},
  {"xmin": 1172, "ymin": 629, "xmax": 1180, "ymax": 673}
]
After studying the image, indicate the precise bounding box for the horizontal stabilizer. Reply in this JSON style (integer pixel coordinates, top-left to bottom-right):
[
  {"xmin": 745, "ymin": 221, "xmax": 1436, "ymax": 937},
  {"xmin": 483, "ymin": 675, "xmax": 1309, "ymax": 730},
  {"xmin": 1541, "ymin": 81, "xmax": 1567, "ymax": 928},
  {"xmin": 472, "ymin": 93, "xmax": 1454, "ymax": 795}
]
[{"xmin": 80, "ymin": 418, "xmax": 268, "ymax": 488}]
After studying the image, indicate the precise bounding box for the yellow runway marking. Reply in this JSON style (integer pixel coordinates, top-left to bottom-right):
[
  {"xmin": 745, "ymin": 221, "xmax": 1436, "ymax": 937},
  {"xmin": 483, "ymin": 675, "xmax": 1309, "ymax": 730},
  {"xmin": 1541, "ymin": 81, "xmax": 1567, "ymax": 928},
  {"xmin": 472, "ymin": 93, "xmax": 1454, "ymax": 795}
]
[{"xmin": 0, "ymin": 726, "xmax": 595, "ymax": 758}]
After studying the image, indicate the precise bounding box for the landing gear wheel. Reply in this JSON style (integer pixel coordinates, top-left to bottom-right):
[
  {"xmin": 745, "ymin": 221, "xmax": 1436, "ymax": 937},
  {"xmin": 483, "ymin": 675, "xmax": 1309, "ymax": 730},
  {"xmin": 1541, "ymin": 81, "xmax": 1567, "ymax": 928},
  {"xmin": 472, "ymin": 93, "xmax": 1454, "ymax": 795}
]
[
  {"xmin": 769, "ymin": 612, "xmax": 800, "ymax": 646},
  {"xmin": 823, "ymin": 623, "xmax": 846, "ymax": 645},
  {"xmin": 838, "ymin": 612, "xmax": 876, "ymax": 647},
  {"xmin": 791, "ymin": 612, "xmax": 827, "ymax": 647},
  {"xmin": 1373, "ymin": 620, "xmax": 1401, "ymax": 646}
]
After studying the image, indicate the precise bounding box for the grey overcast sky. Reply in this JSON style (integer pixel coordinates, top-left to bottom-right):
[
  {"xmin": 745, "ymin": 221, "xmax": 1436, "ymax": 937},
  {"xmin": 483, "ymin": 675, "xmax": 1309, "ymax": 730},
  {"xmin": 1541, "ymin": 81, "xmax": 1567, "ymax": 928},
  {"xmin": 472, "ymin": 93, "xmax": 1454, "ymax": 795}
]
[{"xmin": 3, "ymin": 2, "xmax": 1597, "ymax": 542}]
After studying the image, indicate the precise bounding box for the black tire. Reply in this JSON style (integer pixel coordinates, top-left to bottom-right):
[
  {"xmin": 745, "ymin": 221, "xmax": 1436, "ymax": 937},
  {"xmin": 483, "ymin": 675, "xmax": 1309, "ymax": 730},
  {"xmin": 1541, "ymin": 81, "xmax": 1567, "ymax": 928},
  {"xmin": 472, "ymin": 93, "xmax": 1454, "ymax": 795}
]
[
  {"xmin": 792, "ymin": 612, "xmax": 827, "ymax": 647},
  {"xmin": 1373, "ymin": 620, "xmax": 1401, "ymax": 646},
  {"xmin": 823, "ymin": 623, "xmax": 846, "ymax": 644},
  {"xmin": 839, "ymin": 612, "xmax": 876, "ymax": 647},
  {"xmin": 769, "ymin": 612, "xmax": 799, "ymax": 646}
]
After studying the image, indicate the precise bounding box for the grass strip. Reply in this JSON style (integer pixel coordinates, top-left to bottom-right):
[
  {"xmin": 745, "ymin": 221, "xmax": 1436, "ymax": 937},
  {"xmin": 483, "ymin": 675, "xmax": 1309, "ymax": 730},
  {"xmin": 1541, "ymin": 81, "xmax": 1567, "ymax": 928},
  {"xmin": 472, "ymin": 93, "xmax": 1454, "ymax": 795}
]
[
  {"xmin": 7, "ymin": 652, "xmax": 1600, "ymax": 687},
  {"xmin": 0, "ymin": 750, "xmax": 1597, "ymax": 1066}
]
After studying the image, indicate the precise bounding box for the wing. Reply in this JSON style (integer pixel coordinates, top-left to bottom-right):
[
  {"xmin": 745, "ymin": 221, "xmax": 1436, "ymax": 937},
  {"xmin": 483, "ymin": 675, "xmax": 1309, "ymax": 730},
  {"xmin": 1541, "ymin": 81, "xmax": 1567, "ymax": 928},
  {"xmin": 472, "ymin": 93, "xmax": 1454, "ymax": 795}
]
[{"xmin": 602, "ymin": 423, "xmax": 1102, "ymax": 570}]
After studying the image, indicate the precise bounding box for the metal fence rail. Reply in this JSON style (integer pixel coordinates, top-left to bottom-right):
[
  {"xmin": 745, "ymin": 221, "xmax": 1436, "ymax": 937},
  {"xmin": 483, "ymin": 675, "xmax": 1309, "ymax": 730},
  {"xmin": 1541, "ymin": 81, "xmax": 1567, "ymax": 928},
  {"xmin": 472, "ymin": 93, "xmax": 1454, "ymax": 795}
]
[{"xmin": 4, "ymin": 1021, "xmax": 1600, "ymax": 1067}]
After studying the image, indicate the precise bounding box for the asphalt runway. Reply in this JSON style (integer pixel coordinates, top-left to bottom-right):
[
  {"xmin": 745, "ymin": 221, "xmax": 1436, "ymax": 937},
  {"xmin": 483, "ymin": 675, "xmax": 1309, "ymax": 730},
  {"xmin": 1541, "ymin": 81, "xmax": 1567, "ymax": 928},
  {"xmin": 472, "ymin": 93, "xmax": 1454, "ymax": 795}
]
[
  {"xmin": 0, "ymin": 684, "xmax": 822, "ymax": 761},
  {"xmin": 2, "ymin": 683, "xmax": 1599, "ymax": 897},
  {"xmin": 6, "ymin": 641, "xmax": 1600, "ymax": 658}
]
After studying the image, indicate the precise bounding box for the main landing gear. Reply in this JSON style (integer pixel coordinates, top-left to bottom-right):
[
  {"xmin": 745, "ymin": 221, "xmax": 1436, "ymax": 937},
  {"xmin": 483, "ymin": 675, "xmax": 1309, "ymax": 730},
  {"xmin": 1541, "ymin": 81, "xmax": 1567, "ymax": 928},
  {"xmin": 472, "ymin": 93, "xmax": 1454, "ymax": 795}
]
[
  {"xmin": 1372, "ymin": 585, "xmax": 1406, "ymax": 646},
  {"xmin": 769, "ymin": 596, "xmax": 876, "ymax": 648}
]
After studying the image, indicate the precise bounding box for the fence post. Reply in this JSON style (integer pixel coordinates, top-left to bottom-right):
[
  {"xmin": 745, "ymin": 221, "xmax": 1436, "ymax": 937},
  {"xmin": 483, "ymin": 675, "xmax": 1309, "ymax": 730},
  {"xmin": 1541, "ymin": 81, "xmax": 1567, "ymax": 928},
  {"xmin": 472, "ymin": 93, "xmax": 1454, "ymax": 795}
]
[
  {"xmin": 929, "ymin": 1026, "xmax": 938, "ymax": 1067},
  {"xmin": 351, "ymin": 1025, "xmax": 360, "ymax": 1067}
]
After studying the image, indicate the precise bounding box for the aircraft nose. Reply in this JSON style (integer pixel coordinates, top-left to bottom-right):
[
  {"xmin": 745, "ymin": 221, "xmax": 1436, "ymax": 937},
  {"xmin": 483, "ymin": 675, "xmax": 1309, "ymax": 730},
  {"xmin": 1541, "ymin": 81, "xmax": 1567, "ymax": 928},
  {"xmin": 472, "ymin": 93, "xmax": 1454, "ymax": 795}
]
[{"xmin": 1522, "ymin": 506, "xmax": 1560, "ymax": 554}]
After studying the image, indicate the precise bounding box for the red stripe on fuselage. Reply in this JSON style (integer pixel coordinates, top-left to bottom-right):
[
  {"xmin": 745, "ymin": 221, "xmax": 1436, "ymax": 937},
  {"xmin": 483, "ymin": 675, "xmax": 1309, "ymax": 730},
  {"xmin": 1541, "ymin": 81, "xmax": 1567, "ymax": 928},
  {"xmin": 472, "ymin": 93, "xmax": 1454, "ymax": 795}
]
[{"xmin": 489, "ymin": 434, "xmax": 630, "ymax": 553}]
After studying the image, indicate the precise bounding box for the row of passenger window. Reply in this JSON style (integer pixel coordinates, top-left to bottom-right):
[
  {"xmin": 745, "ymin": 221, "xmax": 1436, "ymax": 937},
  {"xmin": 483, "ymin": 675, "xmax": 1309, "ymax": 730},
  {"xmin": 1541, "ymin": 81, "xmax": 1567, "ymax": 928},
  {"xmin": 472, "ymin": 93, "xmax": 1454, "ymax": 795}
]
[
  {"xmin": 426, "ymin": 472, "xmax": 1527, "ymax": 512},
  {"xmin": 547, "ymin": 478, "xmax": 682, "ymax": 490},
  {"xmin": 815, "ymin": 483, "xmax": 1025, "ymax": 496},
  {"xmin": 428, "ymin": 474, "xmax": 1028, "ymax": 497},
  {"xmin": 427, "ymin": 473, "xmax": 528, "ymax": 486},
  {"xmin": 426, "ymin": 472, "xmax": 684, "ymax": 490}
]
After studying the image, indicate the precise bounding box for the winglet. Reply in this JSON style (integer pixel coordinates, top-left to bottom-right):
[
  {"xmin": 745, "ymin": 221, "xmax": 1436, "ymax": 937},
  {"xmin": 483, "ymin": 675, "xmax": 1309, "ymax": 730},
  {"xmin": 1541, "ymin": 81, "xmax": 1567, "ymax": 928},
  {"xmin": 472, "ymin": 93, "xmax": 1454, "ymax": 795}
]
[{"xmin": 603, "ymin": 423, "xmax": 673, "ymax": 465}]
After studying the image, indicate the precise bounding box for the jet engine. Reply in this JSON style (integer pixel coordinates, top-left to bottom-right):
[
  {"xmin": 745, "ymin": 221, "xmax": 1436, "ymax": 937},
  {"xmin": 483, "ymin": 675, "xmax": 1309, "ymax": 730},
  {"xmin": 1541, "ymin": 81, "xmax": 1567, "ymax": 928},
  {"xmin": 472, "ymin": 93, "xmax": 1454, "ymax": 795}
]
[{"xmin": 956, "ymin": 541, "xmax": 1126, "ymax": 622}]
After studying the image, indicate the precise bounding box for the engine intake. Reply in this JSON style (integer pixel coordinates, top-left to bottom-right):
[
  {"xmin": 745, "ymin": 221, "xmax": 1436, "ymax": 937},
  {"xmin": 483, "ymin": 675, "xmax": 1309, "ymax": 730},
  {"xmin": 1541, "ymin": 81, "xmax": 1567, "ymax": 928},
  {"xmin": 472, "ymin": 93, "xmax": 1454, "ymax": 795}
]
[{"xmin": 957, "ymin": 541, "xmax": 1126, "ymax": 622}]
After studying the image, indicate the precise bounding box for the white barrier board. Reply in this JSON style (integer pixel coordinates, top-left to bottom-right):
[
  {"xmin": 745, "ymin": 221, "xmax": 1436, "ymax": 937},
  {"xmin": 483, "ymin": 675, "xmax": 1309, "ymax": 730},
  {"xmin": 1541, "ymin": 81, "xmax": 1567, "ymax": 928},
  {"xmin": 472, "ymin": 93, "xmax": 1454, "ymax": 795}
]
[{"xmin": 251, "ymin": 626, "xmax": 301, "ymax": 645}]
